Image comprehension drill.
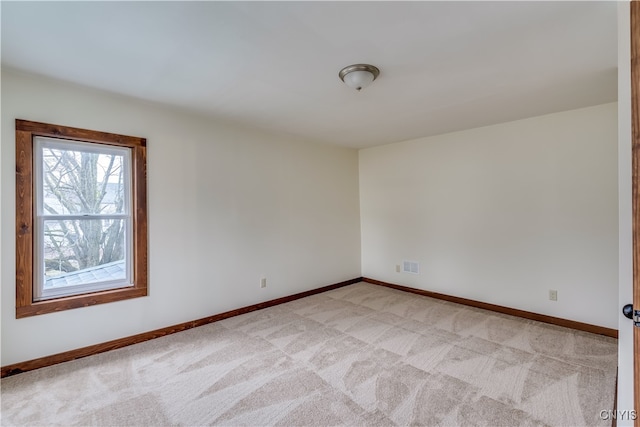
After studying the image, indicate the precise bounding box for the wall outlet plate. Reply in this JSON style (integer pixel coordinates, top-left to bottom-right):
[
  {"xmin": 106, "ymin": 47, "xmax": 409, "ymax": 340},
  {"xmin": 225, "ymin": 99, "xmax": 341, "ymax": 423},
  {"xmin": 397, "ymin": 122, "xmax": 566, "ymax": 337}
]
[
  {"xmin": 549, "ymin": 289, "xmax": 557, "ymax": 301},
  {"xmin": 260, "ymin": 278, "xmax": 267, "ymax": 288}
]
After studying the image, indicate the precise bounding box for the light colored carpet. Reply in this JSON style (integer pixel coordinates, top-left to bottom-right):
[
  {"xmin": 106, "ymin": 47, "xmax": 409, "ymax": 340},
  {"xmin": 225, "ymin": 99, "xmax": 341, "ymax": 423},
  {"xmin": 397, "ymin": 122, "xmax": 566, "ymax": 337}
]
[{"xmin": 1, "ymin": 282, "xmax": 617, "ymax": 426}]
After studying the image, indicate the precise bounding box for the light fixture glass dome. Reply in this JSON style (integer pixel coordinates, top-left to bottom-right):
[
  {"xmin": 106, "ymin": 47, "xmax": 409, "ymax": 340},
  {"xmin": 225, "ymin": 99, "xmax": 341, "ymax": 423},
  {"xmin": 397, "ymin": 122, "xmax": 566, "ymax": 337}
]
[
  {"xmin": 339, "ymin": 64, "xmax": 380, "ymax": 91},
  {"xmin": 343, "ymin": 70, "xmax": 375, "ymax": 91}
]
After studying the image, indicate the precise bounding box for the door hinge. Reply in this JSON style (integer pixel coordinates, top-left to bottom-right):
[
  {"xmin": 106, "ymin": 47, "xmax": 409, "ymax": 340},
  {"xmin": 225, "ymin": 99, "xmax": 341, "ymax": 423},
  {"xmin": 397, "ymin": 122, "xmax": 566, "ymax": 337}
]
[{"xmin": 621, "ymin": 304, "xmax": 640, "ymax": 325}]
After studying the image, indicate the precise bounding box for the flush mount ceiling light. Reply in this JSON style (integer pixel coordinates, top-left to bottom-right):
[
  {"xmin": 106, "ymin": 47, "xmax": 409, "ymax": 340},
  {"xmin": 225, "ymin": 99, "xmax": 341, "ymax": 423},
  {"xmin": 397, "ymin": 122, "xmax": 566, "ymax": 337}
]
[{"xmin": 339, "ymin": 64, "xmax": 380, "ymax": 91}]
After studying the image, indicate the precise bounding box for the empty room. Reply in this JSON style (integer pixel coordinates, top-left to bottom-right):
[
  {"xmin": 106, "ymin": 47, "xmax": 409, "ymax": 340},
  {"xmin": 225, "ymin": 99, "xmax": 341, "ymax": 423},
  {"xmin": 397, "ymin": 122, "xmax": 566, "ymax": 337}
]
[{"xmin": 1, "ymin": 1, "xmax": 638, "ymax": 426}]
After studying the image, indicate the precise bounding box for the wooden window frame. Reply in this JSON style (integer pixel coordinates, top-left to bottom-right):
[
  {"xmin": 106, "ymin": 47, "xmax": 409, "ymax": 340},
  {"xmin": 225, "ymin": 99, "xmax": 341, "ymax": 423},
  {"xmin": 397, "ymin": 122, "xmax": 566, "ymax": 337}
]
[{"xmin": 15, "ymin": 119, "xmax": 148, "ymax": 318}]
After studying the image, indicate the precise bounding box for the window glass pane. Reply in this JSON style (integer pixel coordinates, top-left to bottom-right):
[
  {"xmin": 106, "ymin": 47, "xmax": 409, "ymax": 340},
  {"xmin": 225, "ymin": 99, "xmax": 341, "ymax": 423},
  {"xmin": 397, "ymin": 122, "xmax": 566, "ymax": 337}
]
[
  {"xmin": 41, "ymin": 145, "xmax": 128, "ymax": 215},
  {"xmin": 43, "ymin": 219, "xmax": 128, "ymax": 290}
]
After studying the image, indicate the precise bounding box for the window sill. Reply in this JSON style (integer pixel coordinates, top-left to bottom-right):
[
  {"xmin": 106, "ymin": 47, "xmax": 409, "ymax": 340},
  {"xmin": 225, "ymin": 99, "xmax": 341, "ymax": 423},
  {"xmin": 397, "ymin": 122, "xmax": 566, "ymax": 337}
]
[{"xmin": 16, "ymin": 284, "xmax": 147, "ymax": 319}]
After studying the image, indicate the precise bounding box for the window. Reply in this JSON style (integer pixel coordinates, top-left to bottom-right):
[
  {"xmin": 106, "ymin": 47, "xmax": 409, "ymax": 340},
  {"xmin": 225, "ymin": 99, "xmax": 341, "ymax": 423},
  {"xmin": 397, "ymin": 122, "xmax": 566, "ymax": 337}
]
[{"xmin": 15, "ymin": 120, "xmax": 147, "ymax": 318}]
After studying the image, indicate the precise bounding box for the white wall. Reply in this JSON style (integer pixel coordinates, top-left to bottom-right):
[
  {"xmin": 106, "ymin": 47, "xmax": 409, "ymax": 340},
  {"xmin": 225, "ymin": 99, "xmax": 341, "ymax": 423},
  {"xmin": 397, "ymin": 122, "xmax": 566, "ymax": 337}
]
[
  {"xmin": 360, "ymin": 103, "xmax": 618, "ymax": 329},
  {"xmin": 617, "ymin": 1, "xmax": 634, "ymax": 421},
  {"xmin": 0, "ymin": 69, "xmax": 362, "ymax": 366}
]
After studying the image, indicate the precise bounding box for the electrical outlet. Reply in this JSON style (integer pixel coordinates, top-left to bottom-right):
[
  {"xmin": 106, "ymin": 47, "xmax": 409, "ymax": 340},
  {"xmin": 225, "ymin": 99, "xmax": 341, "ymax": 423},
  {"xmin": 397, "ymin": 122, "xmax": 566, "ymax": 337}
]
[
  {"xmin": 549, "ymin": 290, "xmax": 557, "ymax": 301},
  {"xmin": 395, "ymin": 265, "xmax": 401, "ymax": 273},
  {"xmin": 260, "ymin": 278, "xmax": 267, "ymax": 288}
]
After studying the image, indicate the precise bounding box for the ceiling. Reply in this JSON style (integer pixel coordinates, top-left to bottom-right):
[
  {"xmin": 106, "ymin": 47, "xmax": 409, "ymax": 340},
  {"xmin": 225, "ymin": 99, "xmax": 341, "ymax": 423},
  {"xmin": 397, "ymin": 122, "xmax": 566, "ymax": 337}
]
[{"xmin": 1, "ymin": 1, "xmax": 618, "ymax": 149}]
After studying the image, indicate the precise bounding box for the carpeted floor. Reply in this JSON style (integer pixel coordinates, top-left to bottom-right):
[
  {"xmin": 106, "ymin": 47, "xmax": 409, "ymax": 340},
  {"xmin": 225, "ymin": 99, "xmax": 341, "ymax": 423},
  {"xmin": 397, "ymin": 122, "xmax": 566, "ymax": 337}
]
[{"xmin": 1, "ymin": 282, "xmax": 617, "ymax": 426}]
